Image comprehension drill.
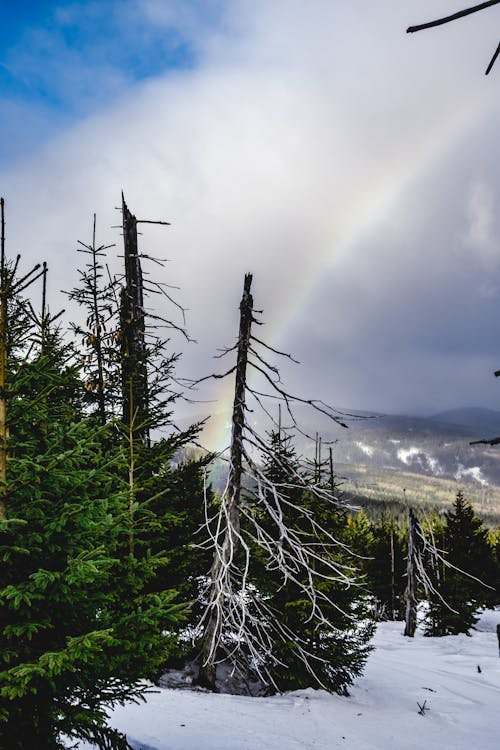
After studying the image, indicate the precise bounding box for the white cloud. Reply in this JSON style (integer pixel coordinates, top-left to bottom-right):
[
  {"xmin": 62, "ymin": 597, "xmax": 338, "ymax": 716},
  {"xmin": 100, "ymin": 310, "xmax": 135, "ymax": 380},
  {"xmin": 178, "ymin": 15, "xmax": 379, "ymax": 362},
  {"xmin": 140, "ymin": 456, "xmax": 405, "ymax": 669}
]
[
  {"xmin": 461, "ymin": 180, "xmax": 499, "ymax": 267},
  {"xmin": 3, "ymin": 1, "xmax": 500, "ymax": 425}
]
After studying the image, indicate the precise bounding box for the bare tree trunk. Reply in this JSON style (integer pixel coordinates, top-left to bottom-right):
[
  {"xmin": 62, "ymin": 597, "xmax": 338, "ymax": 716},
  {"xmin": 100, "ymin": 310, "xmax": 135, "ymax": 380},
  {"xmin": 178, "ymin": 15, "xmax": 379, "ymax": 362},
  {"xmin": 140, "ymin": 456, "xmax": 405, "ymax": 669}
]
[
  {"xmin": 197, "ymin": 273, "xmax": 254, "ymax": 690},
  {"xmin": 0, "ymin": 198, "xmax": 7, "ymax": 521},
  {"xmin": 329, "ymin": 446, "xmax": 337, "ymax": 495},
  {"xmin": 404, "ymin": 510, "xmax": 418, "ymax": 636},
  {"xmin": 390, "ymin": 529, "xmax": 396, "ymax": 620},
  {"xmin": 128, "ymin": 381, "xmax": 136, "ymax": 558},
  {"xmin": 89, "ymin": 215, "xmax": 107, "ymax": 426},
  {"xmin": 120, "ymin": 193, "xmax": 149, "ymax": 446}
]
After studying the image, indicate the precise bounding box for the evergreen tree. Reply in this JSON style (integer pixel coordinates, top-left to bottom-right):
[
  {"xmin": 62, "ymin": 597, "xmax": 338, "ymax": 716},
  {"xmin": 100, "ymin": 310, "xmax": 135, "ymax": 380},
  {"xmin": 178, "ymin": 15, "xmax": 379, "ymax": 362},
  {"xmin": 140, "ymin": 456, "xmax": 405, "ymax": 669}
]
[
  {"xmin": 425, "ymin": 491, "xmax": 495, "ymax": 635},
  {"xmin": 370, "ymin": 517, "xmax": 406, "ymax": 620},
  {"xmin": 345, "ymin": 511, "xmax": 406, "ymax": 621},
  {"xmin": 66, "ymin": 203, "xmax": 211, "ymax": 620},
  {"xmin": 489, "ymin": 526, "xmax": 500, "ymax": 605},
  {"xmin": 0, "ymin": 198, "xmax": 199, "ymax": 748},
  {"xmin": 0, "ymin": 315, "xmax": 186, "ymax": 748},
  {"xmin": 250, "ymin": 429, "xmax": 373, "ymax": 694},
  {"xmin": 65, "ymin": 214, "xmax": 121, "ymax": 423},
  {"xmin": 193, "ymin": 274, "xmax": 373, "ymax": 695}
]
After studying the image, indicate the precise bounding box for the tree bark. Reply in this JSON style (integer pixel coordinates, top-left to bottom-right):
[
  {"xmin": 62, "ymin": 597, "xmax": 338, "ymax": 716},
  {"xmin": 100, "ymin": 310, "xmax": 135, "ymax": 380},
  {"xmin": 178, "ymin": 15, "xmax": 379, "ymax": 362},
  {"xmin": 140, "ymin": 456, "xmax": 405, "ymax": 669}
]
[
  {"xmin": 390, "ymin": 529, "xmax": 395, "ymax": 620},
  {"xmin": 120, "ymin": 193, "xmax": 149, "ymax": 445},
  {"xmin": 404, "ymin": 510, "xmax": 418, "ymax": 636},
  {"xmin": 198, "ymin": 273, "xmax": 253, "ymax": 690},
  {"xmin": 90, "ymin": 215, "xmax": 107, "ymax": 426}
]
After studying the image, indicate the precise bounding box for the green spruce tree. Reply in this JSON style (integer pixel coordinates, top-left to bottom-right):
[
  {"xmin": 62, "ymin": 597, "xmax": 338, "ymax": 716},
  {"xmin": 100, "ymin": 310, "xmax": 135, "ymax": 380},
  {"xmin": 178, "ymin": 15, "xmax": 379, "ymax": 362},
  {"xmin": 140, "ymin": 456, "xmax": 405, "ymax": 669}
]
[
  {"xmin": 0, "ymin": 298, "xmax": 186, "ymax": 748},
  {"xmin": 250, "ymin": 428, "xmax": 374, "ymax": 694},
  {"xmin": 425, "ymin": 491, "xmax": 495, "ymax": 635},
  {"xmin": 0, "ymin": 198, "xmax": 198, "ymax": 748}
]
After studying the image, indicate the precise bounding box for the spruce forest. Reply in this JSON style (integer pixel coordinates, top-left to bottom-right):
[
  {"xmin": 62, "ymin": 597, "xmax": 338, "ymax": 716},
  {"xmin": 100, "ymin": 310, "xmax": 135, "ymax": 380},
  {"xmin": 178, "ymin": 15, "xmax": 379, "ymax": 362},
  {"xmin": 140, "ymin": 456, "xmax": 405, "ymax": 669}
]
[{"xmin": 0, "ymin": 194, "xmax": 499, "ymax": 750}]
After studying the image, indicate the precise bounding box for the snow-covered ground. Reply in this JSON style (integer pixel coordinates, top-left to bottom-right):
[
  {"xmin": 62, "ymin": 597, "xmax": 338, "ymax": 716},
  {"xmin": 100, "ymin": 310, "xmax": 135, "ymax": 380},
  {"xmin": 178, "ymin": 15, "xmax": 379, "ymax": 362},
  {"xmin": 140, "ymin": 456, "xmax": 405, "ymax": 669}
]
[{"xmin": 75, "ymin": 611, "xmax": 500, "ymax": 750}]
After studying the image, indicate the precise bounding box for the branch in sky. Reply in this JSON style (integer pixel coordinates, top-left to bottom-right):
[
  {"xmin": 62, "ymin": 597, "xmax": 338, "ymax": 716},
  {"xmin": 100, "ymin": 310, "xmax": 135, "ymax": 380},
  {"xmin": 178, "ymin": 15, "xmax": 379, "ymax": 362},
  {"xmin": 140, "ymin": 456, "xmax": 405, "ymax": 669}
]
[{"xmin": 407, "ymin": 0, "xmax": 500, "ymax": 74}]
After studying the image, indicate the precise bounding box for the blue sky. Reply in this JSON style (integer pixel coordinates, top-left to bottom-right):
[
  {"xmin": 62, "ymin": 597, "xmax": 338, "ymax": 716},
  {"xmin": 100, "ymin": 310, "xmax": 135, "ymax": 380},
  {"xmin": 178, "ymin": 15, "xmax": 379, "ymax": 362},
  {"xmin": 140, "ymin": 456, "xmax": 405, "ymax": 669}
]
[
  {"xmin": 2, "ymin": 1, "xmax": 500, "ymax": 425},
  {"xmin": 0, "ymin": 1, "xmax": 224, "ymax": 164}
]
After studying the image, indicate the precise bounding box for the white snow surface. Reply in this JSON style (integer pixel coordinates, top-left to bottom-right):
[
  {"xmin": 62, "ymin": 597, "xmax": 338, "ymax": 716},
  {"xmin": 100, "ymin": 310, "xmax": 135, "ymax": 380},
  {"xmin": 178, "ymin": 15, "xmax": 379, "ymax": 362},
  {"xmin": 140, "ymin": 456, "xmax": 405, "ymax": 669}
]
[
  {"xmin": 455, "ymin": 464, "xmax": 489, "ymax": 486},
  {"xmin": 73, "ymin": 612, "xmax": 500, "ymax": 750},
  {"xmin": 396, "ymin": 446, "xmax": 443, "ymax": 476},
  {"xmin": 355, "ymin": 441, "xmax": 375, "ymax": 458}
]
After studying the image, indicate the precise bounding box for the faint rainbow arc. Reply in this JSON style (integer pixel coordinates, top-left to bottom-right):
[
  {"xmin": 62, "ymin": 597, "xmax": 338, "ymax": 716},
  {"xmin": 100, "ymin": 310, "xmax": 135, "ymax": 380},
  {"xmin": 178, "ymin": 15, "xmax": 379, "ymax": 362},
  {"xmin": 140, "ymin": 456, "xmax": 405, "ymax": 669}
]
[{"xmin": 202, "ymin": 89, "xmax": 495, "ymax": 453}]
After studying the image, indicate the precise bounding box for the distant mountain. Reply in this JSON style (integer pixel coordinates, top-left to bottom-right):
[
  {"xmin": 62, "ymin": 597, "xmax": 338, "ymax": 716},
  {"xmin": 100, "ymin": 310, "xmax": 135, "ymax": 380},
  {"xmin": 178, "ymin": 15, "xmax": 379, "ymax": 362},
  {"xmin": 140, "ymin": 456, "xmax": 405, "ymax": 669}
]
[
  {"xmin": 188, "ymin": 404, "xmax": 500, "ymax": 523},
  {"xmin": 188, "ymin": 405, "xmax": 500, "ymax": 504},
  {"xmin": 426, "ymin": 407, "xmax": 500, "ymax": 438},
  {"xmin": 289, "ymin": 406, "xmax": 500, "ymax": 489}
]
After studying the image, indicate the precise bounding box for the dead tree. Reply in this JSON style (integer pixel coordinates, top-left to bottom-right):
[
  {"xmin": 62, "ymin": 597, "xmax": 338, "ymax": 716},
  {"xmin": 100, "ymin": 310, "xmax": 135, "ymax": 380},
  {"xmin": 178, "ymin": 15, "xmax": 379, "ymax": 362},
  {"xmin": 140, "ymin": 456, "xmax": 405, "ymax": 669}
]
[
  {"xmin": 197, "ymin": 273, "xmax": 253, "ymax": 689},
  {"xmin": 390, "ymin": 525, "xmax": 396, "ymax": 620},
  {"xmin": 119, "ymin": 193, "xmax": 189, "ymax": 445},
  {"xmin": 403, "ymin": 507, "xmax": 492, "ymax": 636},
  {"xmin": 120, "ymin": 194, "xmax": 149, "ymax": 444},
  {"xmin": 407, "ymin": 1, "xmax": 500, "ymax": 74},
  {"xmin": 404, "ymin": 509, "xmax": 420, "ymax": 636},
  {"xmin": 193, "ymin": 274, "xmax": 372, "ymax": 693}
]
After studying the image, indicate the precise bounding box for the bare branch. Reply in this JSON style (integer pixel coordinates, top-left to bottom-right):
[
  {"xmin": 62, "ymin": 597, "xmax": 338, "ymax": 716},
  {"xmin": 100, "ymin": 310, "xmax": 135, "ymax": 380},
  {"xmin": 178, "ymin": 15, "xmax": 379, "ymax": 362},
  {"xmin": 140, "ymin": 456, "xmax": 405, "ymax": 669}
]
[
  {"xmin": 248, "ymin": 360, "xmax": 349, "ymax": 428},
  {"xmin": 486, "ymin": 41, "xmax": 500, "ymax": 73},
  {"xmin": 250, "ymin": 335, "xmax": 300, "ymax": 364},
  {"xmin": 136, "ymin": 219, "xmax": 171, "ymax": 226},
  {"xmin": 407, "ymin": 1, "xmax": 500, "ymax": 34},
  {"xmin": 248, "ymin": 344, "xmax": 281, "ymax": 380},
  {"xmin": 213, "ymin": 342, "xmax": 239, "ymax": 359},
  {"xmin": 183, "ymin": 365, "xmax": 238, "ymax": 389},
  {"xmin": 407, "ymin": 1, "xmax": 500, "ymax": 73},
  {"xmin": 470, "ymin": 436, "xmax": 500, "ymax": 445}
]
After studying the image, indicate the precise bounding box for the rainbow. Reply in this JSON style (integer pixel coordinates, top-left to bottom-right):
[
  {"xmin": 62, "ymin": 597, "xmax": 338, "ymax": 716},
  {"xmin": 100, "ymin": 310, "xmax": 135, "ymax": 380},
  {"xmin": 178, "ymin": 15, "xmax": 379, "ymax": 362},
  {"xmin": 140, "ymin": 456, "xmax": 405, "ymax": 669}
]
[{"xmin": 202, "ymin": 87, "xmax": 495, "ymax": 453}]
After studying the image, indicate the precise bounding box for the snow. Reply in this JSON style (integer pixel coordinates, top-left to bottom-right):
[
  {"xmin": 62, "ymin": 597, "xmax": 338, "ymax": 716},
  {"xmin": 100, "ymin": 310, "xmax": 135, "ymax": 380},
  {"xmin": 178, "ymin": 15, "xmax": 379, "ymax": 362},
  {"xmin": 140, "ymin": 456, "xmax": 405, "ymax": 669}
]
[
  {"xmin": 397, "ymin": 446, "xmax": 422, "ymax": 465},
  {"xmin": 396, "ymin": 446, "xmax": 443, "ymax": 476},
  {"xmin": 73, "ymin": 611, "xmax": 500, "ymax": 750},
  {"xmin": 356, "ymin": 441, "xmax": 375, "ymax": 458},
  {"xmin": 455, "ymin": 464, "xmax": 489, "ymax": 486}
]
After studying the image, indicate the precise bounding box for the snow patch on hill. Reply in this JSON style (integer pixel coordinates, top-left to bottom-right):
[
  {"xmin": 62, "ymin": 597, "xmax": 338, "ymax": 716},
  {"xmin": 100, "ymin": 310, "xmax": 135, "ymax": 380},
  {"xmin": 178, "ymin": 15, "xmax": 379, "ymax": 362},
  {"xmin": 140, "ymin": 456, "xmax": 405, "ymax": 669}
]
[
  {"xmin": 396, "ymin": 446, "xmax": 444, "ymax": 476},
  {"xmin": 356, "ymin": 441, "xmax": 375, "ymax": 458},
  {"xmin": 455, "ymin": 464, "xmax": 489, "ymax": 487}
]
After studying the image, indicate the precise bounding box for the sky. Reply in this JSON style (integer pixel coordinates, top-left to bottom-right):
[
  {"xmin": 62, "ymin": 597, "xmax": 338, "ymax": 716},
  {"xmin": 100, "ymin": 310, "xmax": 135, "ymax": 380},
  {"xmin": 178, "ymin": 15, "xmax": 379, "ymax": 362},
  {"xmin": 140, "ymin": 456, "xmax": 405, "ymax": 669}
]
[{"xmin": 1, "ymin": 1, "xmax": 500, "ymax": 448}]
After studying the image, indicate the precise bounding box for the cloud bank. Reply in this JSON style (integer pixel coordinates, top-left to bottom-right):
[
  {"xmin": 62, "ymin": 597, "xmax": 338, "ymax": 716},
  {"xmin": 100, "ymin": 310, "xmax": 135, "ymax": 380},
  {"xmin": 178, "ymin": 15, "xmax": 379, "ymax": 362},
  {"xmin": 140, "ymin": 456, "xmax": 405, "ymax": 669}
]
[{"xmin": 2, "ymin": 1, "xmax": 500, "ymax": 448}]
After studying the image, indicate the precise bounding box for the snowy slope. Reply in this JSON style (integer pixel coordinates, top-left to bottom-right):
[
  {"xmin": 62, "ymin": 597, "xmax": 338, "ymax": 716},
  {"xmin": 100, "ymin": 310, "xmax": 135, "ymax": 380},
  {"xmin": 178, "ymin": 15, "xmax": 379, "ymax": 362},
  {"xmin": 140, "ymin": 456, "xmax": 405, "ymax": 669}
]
[{"xmin": 74, "ymin": 612, "xmax": 500, "ymax": 750}]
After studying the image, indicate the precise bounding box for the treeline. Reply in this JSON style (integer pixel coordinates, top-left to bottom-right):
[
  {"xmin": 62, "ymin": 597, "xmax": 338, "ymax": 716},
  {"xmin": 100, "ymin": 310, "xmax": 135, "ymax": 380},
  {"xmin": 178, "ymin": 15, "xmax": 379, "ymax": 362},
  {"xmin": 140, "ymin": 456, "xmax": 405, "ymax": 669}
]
[
  {"xmin": 0, "ymin": 196, "xmax": 498, "ymax": 749},
  {"xmin": 0, "ymin": 197, "xmax": 372, "ymax": 748},
  {"xmin": 346, "ymin": 490, "xmax": 499, "ymax": 633},
  {"xmin": 0, "ymin": 197, "xmax": 213, "ymax": 749}
]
